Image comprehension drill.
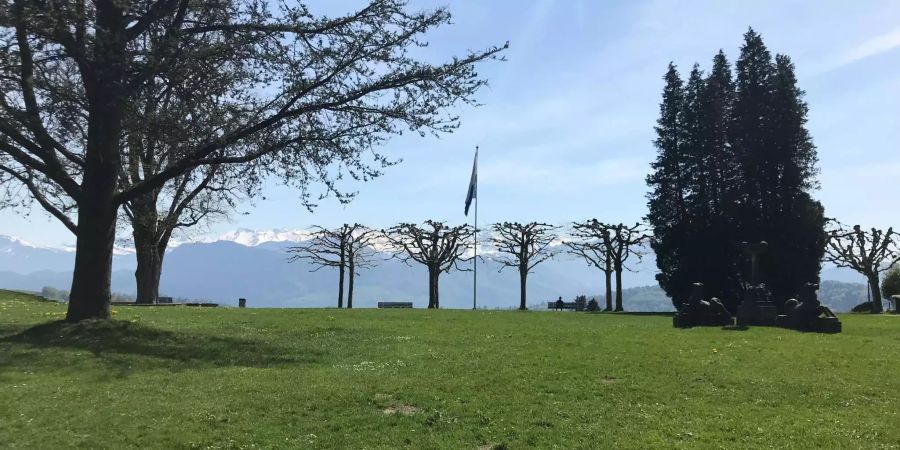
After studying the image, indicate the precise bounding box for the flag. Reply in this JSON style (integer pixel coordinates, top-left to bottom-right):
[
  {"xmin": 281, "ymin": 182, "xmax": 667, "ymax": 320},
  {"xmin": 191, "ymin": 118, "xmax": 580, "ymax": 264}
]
[{"xmin": 464, "ymin": 148, "xmax": 477, "ymax": 216}]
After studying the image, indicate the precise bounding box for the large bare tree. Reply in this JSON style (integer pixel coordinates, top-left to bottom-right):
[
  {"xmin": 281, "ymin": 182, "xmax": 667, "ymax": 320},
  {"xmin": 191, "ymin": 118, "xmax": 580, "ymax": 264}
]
[
  {"xmin": 490, "ymin": 222, "xmax": 558, "ymax": 310},
  {"xmin": 565, "ymin": 219, "xmax": 615, "ymax": 311},
  {"xmin": 385, "ymin": 220, "xmax": 474, "ymax": 309},
  {"xmin": 826, "ymin": 222, "xmax": 899, "ymax": 313},
  {"xmin": 0, "ymin": 0, "xmax": 505, "ymax": 321},
  {"xmin": 123, "ymin": 165, "xmax": 244, "ymax": 304},
  {"xmin": 287, "ymin": 224, "xmax": 380, "ymax": 309},
  {"xmin": 119, "ymin": 37, "xmax": 258, "ymax": 304}
]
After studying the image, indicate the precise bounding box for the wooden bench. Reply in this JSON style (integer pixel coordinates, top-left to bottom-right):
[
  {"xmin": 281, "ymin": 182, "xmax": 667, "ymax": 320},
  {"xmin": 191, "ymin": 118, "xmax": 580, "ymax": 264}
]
[
  {"xmin": 378, "ymin": 301, "xmax": 413, "ymax": 309},
  {"xmin": 547, "ymin": 301, "xmax": 577, "ymax": 310}
]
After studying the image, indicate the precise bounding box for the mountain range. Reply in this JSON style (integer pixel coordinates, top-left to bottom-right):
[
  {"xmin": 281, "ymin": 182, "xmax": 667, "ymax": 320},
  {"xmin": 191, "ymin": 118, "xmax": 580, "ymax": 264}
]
[{"xmin": 0, "ymin": 231, "xmax": 869, "ymax": 311}]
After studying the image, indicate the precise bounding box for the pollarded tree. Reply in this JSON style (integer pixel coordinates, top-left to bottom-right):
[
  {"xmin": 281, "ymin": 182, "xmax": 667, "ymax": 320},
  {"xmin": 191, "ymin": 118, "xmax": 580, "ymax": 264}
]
[
  {"xmin": 490, "ymin": 222, "xmax": 558, "ymax": 310},
  {"xmin": 287, "ymin": 224, "xmax": 379, "ymax": 309},
  {"xmin": 825, "ymin": 222, "xmax": 900, "ymax": 313},
  {"xmin": 385, "ymin": 221, "xmax": 474, "ymax": 309},
  {"xmin": 564, "ymin": 219, "xmax": 615, "ymax": 311},
  {"xmin": 606, "ymin": 223, "xmax": 650, "ymax": 311},
  {"xmin": 0, "ymin": 0, "xmax": 506, "ymax": 321},
  {"xmin": 344, "ymin": 226, "xmax": 380, "ymax": 309}
]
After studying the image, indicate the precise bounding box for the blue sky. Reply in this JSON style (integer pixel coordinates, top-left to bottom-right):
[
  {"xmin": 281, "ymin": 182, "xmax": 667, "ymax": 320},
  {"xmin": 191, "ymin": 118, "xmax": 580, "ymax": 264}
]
[{"xmin": 3, "ymin": 0, "xmax": 900, "ymax": 246}]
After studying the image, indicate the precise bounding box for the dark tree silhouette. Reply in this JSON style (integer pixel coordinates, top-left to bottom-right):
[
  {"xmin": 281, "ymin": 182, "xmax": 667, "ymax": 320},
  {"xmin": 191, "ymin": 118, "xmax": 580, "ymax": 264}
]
[
  {"xmin": 385, "ymin": 221, "xmax": 474, "ymax": 309},
  {"xmin": 646, "ymin": 30, "xmax": 825, "ymax": 310},
  {"xmin": 732, "ymin": 31, "xmax": 826, "ymax": 306},
  {"xmin": 0, "ymin": 0, "xmax": 506, "ymax": 321},
  {"xmin": 119, "ymin": 38, "xmax": 258, "ymax": 304},
  {"xmin": 646, "ymin": 63, "xmax": 692, "ymax": 305},
  {"xmin": 565, "ymin": 219, "xmax": 615, "ymax": 311},
  {"xmin": 490, "ymin": 222, "xmax": 558, "ymax": 310},
  {"xmin": 287, "ymin": 224, "xmax": 379, "ymax": 309},
  {"xmin": 825, "ymin": 222, "xmax": 900, "ymax": 314}
]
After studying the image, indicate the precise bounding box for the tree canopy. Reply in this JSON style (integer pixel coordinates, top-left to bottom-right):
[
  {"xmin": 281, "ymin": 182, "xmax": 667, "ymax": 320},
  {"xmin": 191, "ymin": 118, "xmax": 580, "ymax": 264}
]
[
  {"xmin": 0, "ymin": 0, "xmax": 505, "ymax": 321},
  {"xmin": 646, "ymin": 29, "xmax": 825, "ymax": 311}
]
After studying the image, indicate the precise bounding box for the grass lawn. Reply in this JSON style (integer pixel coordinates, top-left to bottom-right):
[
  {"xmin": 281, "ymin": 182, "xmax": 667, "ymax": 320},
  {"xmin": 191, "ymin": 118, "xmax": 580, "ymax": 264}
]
[{"xmin": 1, "ymin": 289, "xmax": 898, "ymax": 449}]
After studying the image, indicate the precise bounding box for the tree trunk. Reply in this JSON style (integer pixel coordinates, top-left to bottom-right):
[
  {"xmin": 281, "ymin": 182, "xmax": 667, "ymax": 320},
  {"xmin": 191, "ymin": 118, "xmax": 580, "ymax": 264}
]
[
  {"xmin": 134, "ymin": 235, "xmax": 162, "ymax": 304},
  {"xmin": 434, "ymin": 271, "xmax": 440, "ymax": 309},
  {"xmin": 132, "ymin": 197, "xmax": 161, "ymax": 304},
  {"xmin": 519, "ymin": 268, "xmax": 528, "ymax": 310},
  {"xmin": 66, "ymin": 198, "xmax": 118, "ymax": 321},
  {"xmin": 869, "ymin": 273, "xmax": 884, "ymax": 314},
  {"xmin": 614, "ymin": 267, "xmax": 624, "ymax": 311},
  {"xmin": 427, "ymin": 268, "xmax": 436, "ymax": 309},
  {"xmin": 347, "ymin": 261, "xmax": 355, "ymax": 309},
  {"xmin": 604, "ymin": 269, "xmax": 613, "ymax": 311},
  {"xmin": 337, "ymin": 263, "xmax": 345, "ymax": 308},
  {"xmin": 65, "ymin": 0, "xmax": 126, "ymax": 322}
]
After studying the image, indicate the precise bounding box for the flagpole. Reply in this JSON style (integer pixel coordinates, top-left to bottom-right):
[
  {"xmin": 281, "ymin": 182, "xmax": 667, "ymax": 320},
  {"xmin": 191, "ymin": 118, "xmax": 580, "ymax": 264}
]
[{"xmin": 473, "ymin": 146, "xmax": 478, "ymax": 311}]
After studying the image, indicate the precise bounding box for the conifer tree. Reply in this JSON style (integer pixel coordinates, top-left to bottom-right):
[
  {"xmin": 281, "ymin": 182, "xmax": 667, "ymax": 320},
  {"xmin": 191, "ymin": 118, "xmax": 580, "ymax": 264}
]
[
  {"xmin": 647, "ymin": 30, "xmax": 826, "ymax": 310},
  {"xmin": 695, "ymin": 51, "xmax": 742, "ymax": 307},
  {"xmin": 732, "ymin": 30, "xmax": 826, "ymax": 305},
  {"xmin": 646, "ymin": 63, "xmax": 693, "ymax": 305}
]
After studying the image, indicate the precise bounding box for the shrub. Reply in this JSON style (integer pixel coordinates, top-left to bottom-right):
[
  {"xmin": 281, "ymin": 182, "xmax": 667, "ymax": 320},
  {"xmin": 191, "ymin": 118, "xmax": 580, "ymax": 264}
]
[{"xmin": 881, "ymin": 266, "xmax": 900, "ymax": 299}]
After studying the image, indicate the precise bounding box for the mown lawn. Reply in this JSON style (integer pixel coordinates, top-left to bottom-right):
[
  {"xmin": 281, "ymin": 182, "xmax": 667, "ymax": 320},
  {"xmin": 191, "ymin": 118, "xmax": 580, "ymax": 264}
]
[{"xmin": 1, "ymin": 289, "xmax": 898, "ymax": 449}]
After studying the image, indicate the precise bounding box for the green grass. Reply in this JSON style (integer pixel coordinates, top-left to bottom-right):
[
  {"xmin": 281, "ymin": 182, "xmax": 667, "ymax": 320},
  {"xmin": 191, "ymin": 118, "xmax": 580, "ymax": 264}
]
[{"xmin": 1, "ymin": 289, "xmax": 898, "ymax": 449}]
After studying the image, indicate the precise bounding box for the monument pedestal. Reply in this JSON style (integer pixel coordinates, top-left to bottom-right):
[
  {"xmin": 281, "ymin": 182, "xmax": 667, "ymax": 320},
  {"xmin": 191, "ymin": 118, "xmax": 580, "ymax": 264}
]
[
  {"xmin": 775, "ymin": 314, "xmax": 842, "ymax": 333},
  {"xmin": 736, "ymin": 300, "xmax": 777, "ymax": 326}
]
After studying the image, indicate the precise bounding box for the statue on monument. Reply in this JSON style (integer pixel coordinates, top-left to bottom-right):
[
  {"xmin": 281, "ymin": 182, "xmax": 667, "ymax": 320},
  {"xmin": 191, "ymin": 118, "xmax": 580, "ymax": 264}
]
[
  {"xmin": 778, "ymin": 283, "xmax": 842, "ymax": 333},
  {"xmin": 736, "ymin": 241, "xmax": 778, "ymax": 326},
  {"xmin": 673, "ymin": 282, "xmax": 734, "ymax": 328}
]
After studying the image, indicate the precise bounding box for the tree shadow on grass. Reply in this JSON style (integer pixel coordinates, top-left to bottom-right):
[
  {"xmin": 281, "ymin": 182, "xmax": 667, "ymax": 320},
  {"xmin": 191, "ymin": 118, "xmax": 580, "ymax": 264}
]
[{"xmin": 0, "ymin": 320, "xmax": 323, "ymax": 376}]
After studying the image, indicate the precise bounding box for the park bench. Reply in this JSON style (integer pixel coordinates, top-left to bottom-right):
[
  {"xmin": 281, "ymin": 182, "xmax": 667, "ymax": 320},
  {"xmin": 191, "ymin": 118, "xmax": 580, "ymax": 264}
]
[
  {"xmin": 547, "ymin": 301, "xmax": 577, "ymax": 310},
  {"xmin": 378, "ymin": 301, "xmax": 413, "ymax": 308}
]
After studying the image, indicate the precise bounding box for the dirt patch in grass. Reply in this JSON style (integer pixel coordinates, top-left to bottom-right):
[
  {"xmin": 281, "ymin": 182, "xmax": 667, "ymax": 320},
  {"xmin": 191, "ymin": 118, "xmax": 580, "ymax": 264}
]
[
  {"xmin": 383, "ymin": 404, "xmax": 419, "ymax": 416},
  {"xmin": 600, "ymin": 376, "xmax": 618, "ymax": 384}
]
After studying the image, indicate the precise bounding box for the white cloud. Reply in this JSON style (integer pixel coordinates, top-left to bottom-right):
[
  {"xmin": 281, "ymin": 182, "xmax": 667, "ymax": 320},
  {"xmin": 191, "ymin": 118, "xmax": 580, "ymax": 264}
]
[{"xmin": 819, "ymin": 27, "xmax": 900, "ymax": 74}]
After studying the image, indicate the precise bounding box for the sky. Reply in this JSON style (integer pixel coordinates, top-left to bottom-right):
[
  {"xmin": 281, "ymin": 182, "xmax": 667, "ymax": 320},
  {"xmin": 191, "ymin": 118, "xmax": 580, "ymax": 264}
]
[{"xmin": 3, "ymin": 0, "xmax": 900, "ymax": 247}]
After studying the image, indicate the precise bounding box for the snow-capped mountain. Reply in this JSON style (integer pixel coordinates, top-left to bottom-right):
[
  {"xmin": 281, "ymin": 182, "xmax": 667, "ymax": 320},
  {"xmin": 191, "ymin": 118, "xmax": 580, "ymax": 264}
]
[
  {"xmin": 0, "ymin": 235, "xmax": 133, "ymax": 273},
  {"xmin": 208, "ymin": 228, "xmax": 316, "ymax": 247}
]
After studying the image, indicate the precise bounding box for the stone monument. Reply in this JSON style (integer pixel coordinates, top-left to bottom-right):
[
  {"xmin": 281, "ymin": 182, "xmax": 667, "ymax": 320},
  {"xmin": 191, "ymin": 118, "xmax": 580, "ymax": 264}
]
[
  {"xmin": 673, "ymin": 282, "xmax": 734, "ymax": 328},
  {"xmin": 776, "ymin": 283, "xmax": 841, "ymax": 333},
  {"xmin": 736, "ymin": 241, "xmax": 778, "ymax": 326}
]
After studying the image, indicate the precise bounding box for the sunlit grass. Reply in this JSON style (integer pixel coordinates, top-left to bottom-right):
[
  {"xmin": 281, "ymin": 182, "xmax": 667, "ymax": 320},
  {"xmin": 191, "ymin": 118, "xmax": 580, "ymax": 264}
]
[{"xmin": 1, "ymin": 289, "xmax": 898, "ymax": 449}]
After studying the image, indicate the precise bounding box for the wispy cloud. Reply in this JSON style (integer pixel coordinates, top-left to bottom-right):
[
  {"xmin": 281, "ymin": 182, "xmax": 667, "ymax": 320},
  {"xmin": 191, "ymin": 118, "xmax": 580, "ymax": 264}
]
[{"xmin": 820, "ymin": 27, "xmax": 900, "ymax": 74}]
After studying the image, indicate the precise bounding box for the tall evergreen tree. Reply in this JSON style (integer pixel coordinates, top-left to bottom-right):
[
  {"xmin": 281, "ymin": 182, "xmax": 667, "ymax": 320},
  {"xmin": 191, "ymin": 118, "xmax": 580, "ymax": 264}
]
[
  {"xmin": 732, "ymin": 30, "xmax": 826, "ymax": 305},
  {"xmin": 763, "ymin": 55, "xmax": 826, "ymax": 303},
  {"xmin": 647, "ymin": 30, "xmax": 826, "ymax": 311},
  {"xmin": 646, "ymin": 63, "xmax": 693, "ymax": 306},
  {"xmin": 695, "ymin": 51, "xmax": 743, "ymax": 308}
]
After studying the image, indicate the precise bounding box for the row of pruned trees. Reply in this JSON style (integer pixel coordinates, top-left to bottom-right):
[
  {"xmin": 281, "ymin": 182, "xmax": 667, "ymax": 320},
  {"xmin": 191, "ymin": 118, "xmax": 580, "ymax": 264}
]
[{"xmin": 288, "ymin": 220, "xmax": 649, "ymax": 310}]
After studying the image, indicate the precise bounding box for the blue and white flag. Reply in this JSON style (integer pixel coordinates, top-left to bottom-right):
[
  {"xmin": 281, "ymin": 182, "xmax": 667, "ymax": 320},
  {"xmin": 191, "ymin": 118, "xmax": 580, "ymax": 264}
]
[{"xmin": 464, "ymin": 148, "xmax": 477, "ymax": 216}]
